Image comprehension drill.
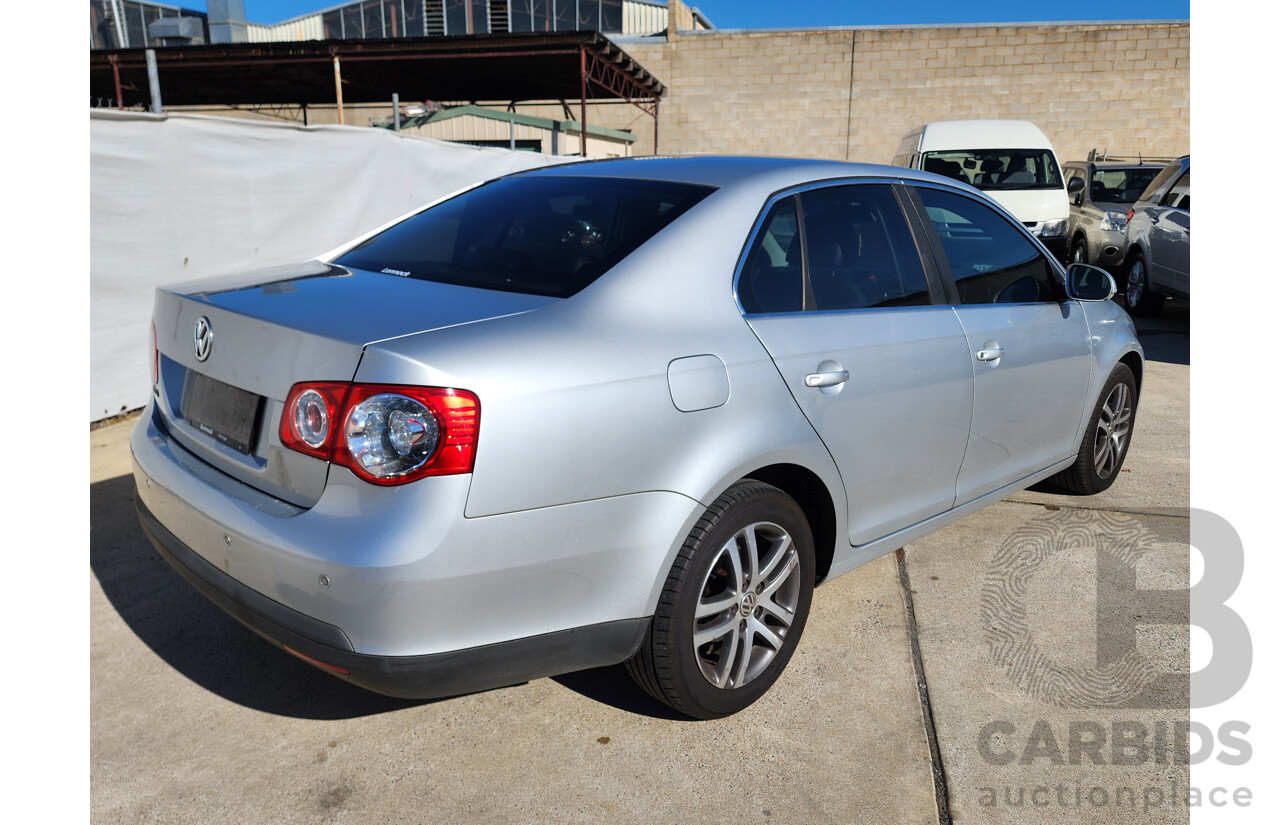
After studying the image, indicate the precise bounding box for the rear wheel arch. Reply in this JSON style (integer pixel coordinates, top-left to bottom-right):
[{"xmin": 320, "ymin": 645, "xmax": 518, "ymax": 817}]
[{"xmin": 739, "ymin": 464, "xmax": 837, "ymax": 584}]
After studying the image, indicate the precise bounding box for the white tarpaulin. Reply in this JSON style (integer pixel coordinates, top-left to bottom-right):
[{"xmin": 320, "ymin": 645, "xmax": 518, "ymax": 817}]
[{"xmin": 90, "ymin": 110, "xmax": 568, "ymax": 422}]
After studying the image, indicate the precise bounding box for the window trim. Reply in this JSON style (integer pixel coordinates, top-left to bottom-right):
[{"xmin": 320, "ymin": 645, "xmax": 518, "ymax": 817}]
[
  {"xmin": 900, "ymin": 182, "xmax": 1070, "ymax": 307},
  {"xmin": 732, "ymin": 178, "xmax": 948, "ymax": 317}
]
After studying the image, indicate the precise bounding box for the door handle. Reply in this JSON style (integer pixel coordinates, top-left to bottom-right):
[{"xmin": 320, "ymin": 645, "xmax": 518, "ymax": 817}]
[
  {"xmin": 976, "ymin": 347, "xmax": 1005, "ymax": 362},
  {"xmin": 804, "ymin": 370, "xmax": 850, "ymax": 388}
]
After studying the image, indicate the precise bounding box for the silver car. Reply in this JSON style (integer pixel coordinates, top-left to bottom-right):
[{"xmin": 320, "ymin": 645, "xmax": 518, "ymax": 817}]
[
  {"xmin": 132, "ymin": 157, "xmax": 1143, "ymax": 719},
  {"xmin": 1121, "ymin": 155, "xmax": 1190, "ymax": 315}
]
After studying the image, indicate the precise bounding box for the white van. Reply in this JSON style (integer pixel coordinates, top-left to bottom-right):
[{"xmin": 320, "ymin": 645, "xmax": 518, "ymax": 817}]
[{"xmin": 892, "ymin": 120, "xmax": 1069, "ymax": 259}]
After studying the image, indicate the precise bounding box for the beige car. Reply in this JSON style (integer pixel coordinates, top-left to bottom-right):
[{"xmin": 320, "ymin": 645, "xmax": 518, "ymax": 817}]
[{"xmin": 1063, "ymin": 160, "xmax": 1164, "ymax": 271}]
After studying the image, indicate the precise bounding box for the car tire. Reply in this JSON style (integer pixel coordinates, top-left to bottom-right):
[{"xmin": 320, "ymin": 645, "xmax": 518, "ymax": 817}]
[
  {"xmin": 1122, "ymin": 252, "xmax": 1165, "ymax": 316},
  {"xmin": 1071, "ymin": 237, "xmax": 1089, "ymax": 266},
  {"xmin": 626, "ymin": 480, "xmax": 815, "ymax": 719},
  {"xmin": 1048, "ymin": 363, "xmax": 1137, "ymax": 495}
]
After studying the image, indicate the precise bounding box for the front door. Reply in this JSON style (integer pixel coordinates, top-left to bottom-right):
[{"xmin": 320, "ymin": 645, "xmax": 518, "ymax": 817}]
[{"xmin": 909, "ymin": 185, "xmax": 1093, "ymax": 504}]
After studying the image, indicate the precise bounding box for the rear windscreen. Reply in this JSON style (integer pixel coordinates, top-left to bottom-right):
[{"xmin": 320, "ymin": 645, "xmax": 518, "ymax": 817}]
[{"xmin": 336, "ymin": 176, "xmax": 716, "ymax": 298}]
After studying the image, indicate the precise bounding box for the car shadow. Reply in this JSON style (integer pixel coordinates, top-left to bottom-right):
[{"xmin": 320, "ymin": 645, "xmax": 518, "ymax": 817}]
[
  {"xmin": 1130, "ymin": 299, "xmax": 1189, "ymax": 365},
  {"xmin": 93, "ymin": 473, "xmax": 687, "ymax": 720},
  {"xmin": 550, "ymin": 665, "xmax": 691, "ymax": 721},
  {"xmin": 92, "ymin": 473, "xmax": 434, "ymax": 719}
]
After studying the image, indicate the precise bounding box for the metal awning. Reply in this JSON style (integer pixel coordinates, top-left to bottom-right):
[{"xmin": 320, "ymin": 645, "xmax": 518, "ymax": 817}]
[{"xmin": 89, "ymin": 31, "xmax": 665, "ymax": 153}]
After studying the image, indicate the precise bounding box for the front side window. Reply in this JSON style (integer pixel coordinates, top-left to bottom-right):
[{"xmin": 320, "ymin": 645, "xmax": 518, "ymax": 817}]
[
  {"xmin": 921, "ymin": 150, "xmax": 1063, "ymax": 191},
  {"xmin": 916, "ymin": 188, "xmax": 1059, "ymax": 305},
  {"xmin": 337, "ymin": 176, "xmax": 714, "ymax": 298}
]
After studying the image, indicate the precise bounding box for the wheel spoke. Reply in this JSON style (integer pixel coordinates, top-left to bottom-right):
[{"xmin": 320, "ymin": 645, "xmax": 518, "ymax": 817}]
[
  {"xmin": 750, "ymin": 617, "xmax": 785, "ymax": 651},
  {"xmin": 757, "ymin": 531, "xmax": 792, "ymax": 583},
  {"xmin": 740, "ymin": 525, "xmax": 761, "ymax": 588},
  {"xmin": 695, "ymin": 593, "xmax": 739, "ymax": 621},
  {"xmin": 694, "ymin": 614, "xmax": 737, "ymax": 648},
  {"xmin": 710, "ymin": 624, "xmax": 741, "ymax": 688},
  {"xmin": 757, "ymin": 596, "xmax": 795, "ymax": 630},
  {"xmin": 731, "ymin": 627, "xmax": 752, "ymax": 687},
  {"xmin": 723, "ymin": 537, "xmax": 746, "ymax": 592},
  {"xmin": 759, "ymin": 550, "xmax": 799, "ymax": 601}
]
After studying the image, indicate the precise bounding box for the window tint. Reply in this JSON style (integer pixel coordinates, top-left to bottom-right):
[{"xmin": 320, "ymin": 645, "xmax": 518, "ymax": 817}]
[
  {"xmin": 921, "ymin": 150, "xmax": 1063, "ymax": 191},
  {"xmin": 738, "ymin": 198, "xmax": 802, "ymax": 314},
  {"xmin": 337, "ymin": 176, "xmax": 714, "ymax": 298},
  {"xmin": 1162, "ymin": 171, "xmax": 1190, "ymax": 211},
  {"xmin": 1136, "ymin": 161, "xmax": 1182, "ymax": 203},
  {"xmin": 798, "ymin": 185, "xmax": 931, "ymax": 310},
  {"xmin": 916, "ymin": 188, "xmax": 1059, "ymax": 305}
]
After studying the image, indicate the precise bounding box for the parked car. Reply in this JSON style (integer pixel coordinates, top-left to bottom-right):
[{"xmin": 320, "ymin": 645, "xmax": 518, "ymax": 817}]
[
  {"xmin": 892, "ymin": 120, "xmax": 1070, "ymax": 259},
  {"xmin": 1062, "ymin": 158, "xmax": 1165, "ymax": 271},
  {"xmin": 132, "ymin": 157, "xmax": 1142, "ymax": 719},
  {"xmin": 1121, "ymin": 155, "xmax": 1190, "ymax": 315}
]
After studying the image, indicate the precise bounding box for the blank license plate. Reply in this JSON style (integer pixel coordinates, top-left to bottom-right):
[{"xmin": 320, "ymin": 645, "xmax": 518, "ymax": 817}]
[{"xmin": 182, "ymin": 371, "xmax": 263, "ymax": 455}]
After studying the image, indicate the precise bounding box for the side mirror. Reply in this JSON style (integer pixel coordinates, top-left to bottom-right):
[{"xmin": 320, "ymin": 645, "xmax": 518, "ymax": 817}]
[
  {"xmin": 1072, "ymin": 192, "xmax": 1084, "ymax": 207},
  {"xmin": 1065, "ymin": 263, "xmax": 1117, "ymax": 302},
  {"xmin": 1067, "ymin": 177, "xmax": 1086, "ymax": 195}
]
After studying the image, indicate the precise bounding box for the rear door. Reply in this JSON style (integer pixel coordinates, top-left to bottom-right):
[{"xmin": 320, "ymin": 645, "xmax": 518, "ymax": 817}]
[
  {"xmin": 906, "ymin": 185, "xmax": 1093, "ymax": 504},
  {"xmin": 739, "ymin": 182, "xmax": 974, "ymax": 546}
]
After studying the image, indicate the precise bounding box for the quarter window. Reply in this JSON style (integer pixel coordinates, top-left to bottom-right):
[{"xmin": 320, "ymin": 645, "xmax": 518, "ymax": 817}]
[
  {"xmin": 1161, "ymin": 172, "xmax": 1190, "ymax": 211},
  {"xmin": 738, "ymin": 198, "xmax": 802, "ymax": 314},
  {"xmin": 916, "ymin": 188, "xmax": 1059, "ymax": 305}
]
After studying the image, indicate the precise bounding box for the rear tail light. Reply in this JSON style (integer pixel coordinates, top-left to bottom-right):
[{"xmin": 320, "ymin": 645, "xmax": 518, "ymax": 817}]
[
  {"xmin": 280, "ymin": 382, "xmax": 349, "ymax": 460},
  {"xmin": 280, "ymin": 382, "xmax": 479, "ymax": 485},
  {"xmin": 150, "ymin": 322, "xmax": 159, "ymax": 386},
  {"xmin": 1126, "ymin": 208, "xmax": 1135, "ymax": 222}
]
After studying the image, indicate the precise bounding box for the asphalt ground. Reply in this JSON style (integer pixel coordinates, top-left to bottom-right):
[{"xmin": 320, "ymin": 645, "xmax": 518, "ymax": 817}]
[{"xmin": 90, "ymin": 301, "xmax": 1189, "ymax": 824}]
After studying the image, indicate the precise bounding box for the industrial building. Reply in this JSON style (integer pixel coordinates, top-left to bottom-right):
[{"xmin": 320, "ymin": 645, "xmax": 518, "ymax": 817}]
[{"xmin": 89, "ymin": 0, "xmax": 712, "ymax": 49}]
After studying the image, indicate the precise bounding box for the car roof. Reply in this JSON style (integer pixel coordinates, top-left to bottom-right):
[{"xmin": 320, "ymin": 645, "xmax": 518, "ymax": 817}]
[
  {"xmin": 512, "ymin": 154, "xmax": 955, "ymax": 194},
  {"xmin": 916, "ymin": 119, "xmax": 1052, "ymax": 151}
]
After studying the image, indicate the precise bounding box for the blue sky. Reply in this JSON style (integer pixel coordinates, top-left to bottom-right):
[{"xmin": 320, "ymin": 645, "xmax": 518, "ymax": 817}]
[{"xmin": 198, "ymin": 1, "xmax": 1191, "ymax": 27}]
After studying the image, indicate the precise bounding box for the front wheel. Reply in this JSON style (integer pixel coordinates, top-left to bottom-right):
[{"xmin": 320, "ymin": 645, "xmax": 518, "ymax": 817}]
[
  {"xmin": 1049, "ymin": 363, "xmax": 1137, "ymax": 495},
  {"xmin": 1071, "ymin": 237, "xmax": 1089, "ymax": 266},
  {"xmin": 626, "ymin": 480, "xmax": 815, "ymax": 719}
]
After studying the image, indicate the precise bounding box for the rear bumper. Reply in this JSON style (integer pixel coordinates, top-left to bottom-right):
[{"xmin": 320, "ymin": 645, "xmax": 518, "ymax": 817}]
[
  {"xmin": 130, "ymin": 403, "xmax": 700, "ymax": 696},
  {"xmin": 137, "ymin": 496, "xmax": 648, "ymax": 698}
]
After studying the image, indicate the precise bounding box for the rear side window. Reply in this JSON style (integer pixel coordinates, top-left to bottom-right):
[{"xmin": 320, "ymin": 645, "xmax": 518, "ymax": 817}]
[
  {"xmin": 337, "ymin": 176, "xmax": 715, "ymax": 298},
  {"xmin": 916, "ymin": 188, "xmax": 1059, "ymax": 305},
  {"xmin": 798, "ymin": 185, "xmax": 931, "ymax": 310},
  {"xmin": 737, "ymin": 184, "xmax": 931, "ymax": 314}
]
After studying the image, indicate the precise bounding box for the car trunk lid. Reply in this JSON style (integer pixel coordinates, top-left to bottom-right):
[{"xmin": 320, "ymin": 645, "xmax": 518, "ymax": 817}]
[{"xmin": 151, "ymin": 260, "xmax": 556, "ymax": 507}]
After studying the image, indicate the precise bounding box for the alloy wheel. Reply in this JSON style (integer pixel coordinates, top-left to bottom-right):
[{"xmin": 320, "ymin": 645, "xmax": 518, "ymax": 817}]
[
  {"xmin": 1092, "ymin": 383, "xmax": 1132, "ymax": 479},
  {"xmin": 692, "ymin": 520, "xmax": 801, "ymax": 690}
]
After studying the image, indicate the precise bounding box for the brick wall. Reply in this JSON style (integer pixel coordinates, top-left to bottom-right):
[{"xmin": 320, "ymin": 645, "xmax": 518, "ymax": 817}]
[{"xmin": 585, "ymin": 22, "xmax": 1189, "ymax": 165}]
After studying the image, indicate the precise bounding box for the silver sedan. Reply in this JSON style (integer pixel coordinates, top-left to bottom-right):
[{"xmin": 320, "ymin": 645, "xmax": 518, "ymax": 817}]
[{"xmin": 132, "ymin": 156, "xmax": 1142, "ymax": 719}]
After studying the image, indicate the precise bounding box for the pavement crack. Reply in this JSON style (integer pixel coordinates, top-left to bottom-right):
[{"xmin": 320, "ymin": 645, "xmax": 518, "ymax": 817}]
[{"xmin": 895, "ymin": 547, "xmax": 952, "ymax": 825}]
